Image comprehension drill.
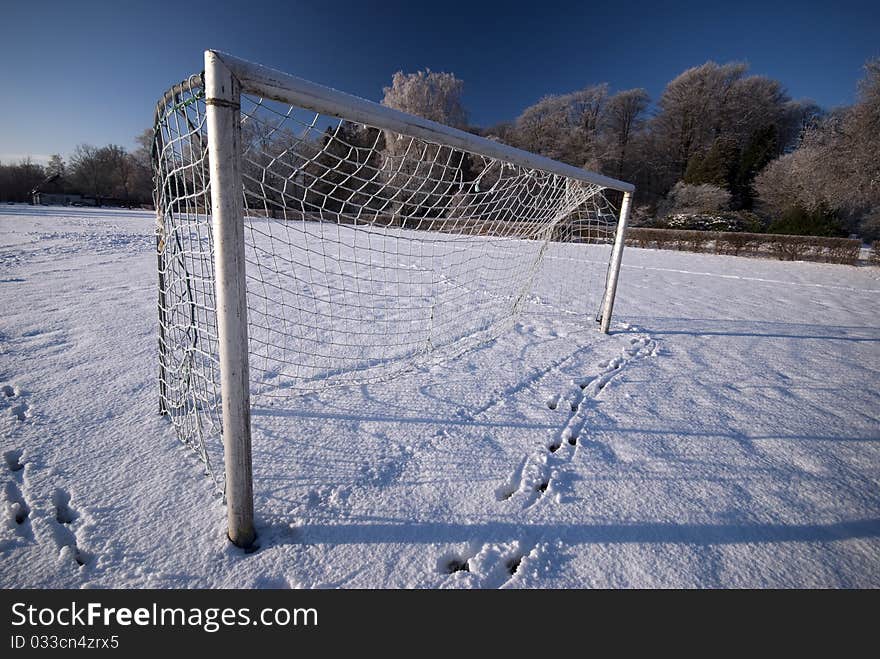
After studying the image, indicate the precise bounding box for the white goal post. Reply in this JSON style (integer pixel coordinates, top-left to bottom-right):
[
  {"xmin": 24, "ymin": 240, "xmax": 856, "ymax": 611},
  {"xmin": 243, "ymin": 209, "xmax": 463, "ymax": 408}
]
[{"xmin": 154, "ymin": 50, "xmax": 634, "ymax": 547}]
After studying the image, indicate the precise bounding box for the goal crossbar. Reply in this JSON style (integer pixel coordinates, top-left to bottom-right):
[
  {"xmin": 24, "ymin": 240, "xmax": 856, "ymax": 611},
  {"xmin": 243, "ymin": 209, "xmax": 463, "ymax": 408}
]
[{"xmin": 210, "ymin": 50, "xmax": 635, "ymax": 194}]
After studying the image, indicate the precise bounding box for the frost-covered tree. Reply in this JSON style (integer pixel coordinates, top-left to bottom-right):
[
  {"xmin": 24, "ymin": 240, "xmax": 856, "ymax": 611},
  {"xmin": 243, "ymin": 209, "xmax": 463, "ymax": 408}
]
[
  {"xmin": 651, "ymin": 62, "xmax": 748, "ymax": 180},
  {"xmin": 649, "ymin": 61, "xmax": 803, "ymax": 213},
  {"xmin": 601, "ymin": 88, "xmax": 649, "ymax": 179},
  {"xmin": 778, "ymin": 99, "xmax": 823, "ymax": 150},
  {"xmin": 756, "ymin": 58, "xmax": 880, "ymax": 235},
  {"xmin": 480, "ymin": 121, "xmax": 516, "ymax": 145},
  {"xmin": 660, "ymin": 181, "xmax": 732, "ymax": 217},
  {"xmin": 754, "ymin": 149, "xmax": 823, "ymax": 217},
  {"xmin": 718, "ymin": 75, "xmax": 790, "ymax": 147},
  {"xmin": 512, "ymin": 94, "xmax": 570, "ymax": 159},
  {"xmin": 380, "ymin": 70, "xmax": 472, "ymax": 219},
  {"xmin": 805, "ymin": 59, "xmax": 880, "ymax": 211},
  {"xmin": 512, "ymin": 85, "xmax": 608, "ymax": 168},
  {"xmin": 651, "ymin": 63, "xmax": 796, "ymax": 185},
  {"xmin": 381, "ymin": 69, "xmax": 467, "ymax": 128}
]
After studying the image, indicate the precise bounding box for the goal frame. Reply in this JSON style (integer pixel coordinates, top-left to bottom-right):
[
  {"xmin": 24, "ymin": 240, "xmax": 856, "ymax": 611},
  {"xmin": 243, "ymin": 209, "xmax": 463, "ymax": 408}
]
[{"xmin": 200, "ymin": 49, "xmax": 634, "ymax": 547}]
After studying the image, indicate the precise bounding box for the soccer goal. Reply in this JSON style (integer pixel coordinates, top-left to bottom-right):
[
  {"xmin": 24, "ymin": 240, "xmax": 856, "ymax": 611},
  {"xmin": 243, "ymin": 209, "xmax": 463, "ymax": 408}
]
[{"xmin": 153, "ymin": 50, "xmax": 634, "ymax": 547}]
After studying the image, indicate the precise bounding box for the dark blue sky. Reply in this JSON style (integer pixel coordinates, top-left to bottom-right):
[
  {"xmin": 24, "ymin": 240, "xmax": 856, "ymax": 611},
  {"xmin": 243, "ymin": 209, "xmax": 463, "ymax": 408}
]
[{"xmin": 1, "ymin": 0, "xmax": 877, "ymax": 163}]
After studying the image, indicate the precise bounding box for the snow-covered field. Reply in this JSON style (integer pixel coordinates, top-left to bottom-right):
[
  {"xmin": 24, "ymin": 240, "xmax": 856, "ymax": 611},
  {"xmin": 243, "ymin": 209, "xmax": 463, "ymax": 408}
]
[{"xmin": 1, "ymin": 205, "xmax": 878, "ymax": 588}]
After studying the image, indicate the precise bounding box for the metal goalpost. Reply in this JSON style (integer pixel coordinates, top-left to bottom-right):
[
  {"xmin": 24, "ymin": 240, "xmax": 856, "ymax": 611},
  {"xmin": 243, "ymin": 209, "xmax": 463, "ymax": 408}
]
[{"xmin": 159, "ymin": 49, "xmax": 634, "ymax": 547}]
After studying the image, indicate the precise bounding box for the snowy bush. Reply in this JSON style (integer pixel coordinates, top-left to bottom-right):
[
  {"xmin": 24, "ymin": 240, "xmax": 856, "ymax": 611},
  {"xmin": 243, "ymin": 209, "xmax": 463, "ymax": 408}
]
[
  {"xmin": 767, "ymin": 234, "xmax": 815, "ymax": 261},
  {"xmin": 713, "ymin": 232, "xmax": 763, "ymax": 256},
  {"xmin": 659, "ymin": 181, "xmax": 731, "ymax": 217},
  {"xmin": 662, "ymin": 210, "xmax": 764, "ymax": 233},
  {"xmin": 672, "ymin": 230, "xmax": 710, "ymax": 252},
  {"xmin": 626, "ymin": 228, "xmax": 860, "ymax": 264}
]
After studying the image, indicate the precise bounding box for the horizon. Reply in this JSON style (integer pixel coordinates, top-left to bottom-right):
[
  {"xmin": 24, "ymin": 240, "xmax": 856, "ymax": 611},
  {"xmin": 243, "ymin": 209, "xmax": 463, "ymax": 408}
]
[{"xmin": 1, "ymin": 0, "xmax": 878, "ymax": 165}]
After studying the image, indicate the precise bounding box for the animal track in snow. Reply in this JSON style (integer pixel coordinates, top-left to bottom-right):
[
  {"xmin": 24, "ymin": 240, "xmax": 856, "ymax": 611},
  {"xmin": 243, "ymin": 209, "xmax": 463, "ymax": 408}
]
[
  {"xmin": 4, "ymin": 481, "xmax": 31, "ymax": 531},
  {"xmin": 494, "ymin": 456, "xmax": 526, "ymax": 501},
  {"xmin": 438, "ymin": 546, "xmax": 476, "ymax": 575},
  {"xmin": 3, "ymin": 448, "xmax": 31, "ymax": 539},
  {"xmin": 584, "ymin": 336, "xmax": 657, "ymax": 398},
  {"xmin": 53, "ymin": 488, "xmax": 77, "ymax": 525},
  {"xmin": 3, "ymin": 450, "xmax": 89, "ymax": 564},
  {"xmin": 10, "ymin": 403, "xmax": 28, "ymax": 422},
  {"xmin": 445, "ymin": 557, "xmax": 470, "ymax": 574},
  {"xmin": 469, "ymin": 342, "xmax": 595, "ymax": 419},
  {"xmin": 505, "ymin": 555, "xmax": 523, "ymax": 576},
  {"xmin": 5, "ymin": 449, "xmax": 24, "ymax": 472},
  {"xmin": 0, "ymin": 399, "xmax": 89, "ymax": 563},
  {"xmin": 48, "ymin": 488, "xmax": 89, "ymax": 566},
  {"xmin": 497, "ymin": 333, "xmax": 657, "ymax": 510},
  {"xmin": 440, "ymin": 541, "xmax": 532, "ymax": 588},
  {"xmin": 519, "ymin": 453, "xmax": 556, "ymax": 509},
  {"xmin": 1, "ymin": 384, "xmax": 31, "ymax": 422}
]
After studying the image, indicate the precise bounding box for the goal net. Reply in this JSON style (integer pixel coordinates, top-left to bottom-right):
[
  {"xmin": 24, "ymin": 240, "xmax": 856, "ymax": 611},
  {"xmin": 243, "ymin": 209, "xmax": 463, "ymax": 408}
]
[{"xmin": 153, "ymin": 58, "xmax": 631, "ymax": 491}]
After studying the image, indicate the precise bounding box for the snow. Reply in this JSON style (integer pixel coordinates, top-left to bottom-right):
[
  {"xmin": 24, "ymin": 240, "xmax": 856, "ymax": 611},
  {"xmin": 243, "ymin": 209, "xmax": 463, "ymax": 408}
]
[{"xmin": 1, "ymin": 205, "xmax": 878, "ymax": 588}]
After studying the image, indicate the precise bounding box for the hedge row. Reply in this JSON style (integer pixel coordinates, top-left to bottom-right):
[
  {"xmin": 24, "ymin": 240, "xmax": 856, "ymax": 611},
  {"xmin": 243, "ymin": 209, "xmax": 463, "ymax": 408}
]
[{"xmin": 625, "ymin": 228, "xmax": 862, "ymax": 265}]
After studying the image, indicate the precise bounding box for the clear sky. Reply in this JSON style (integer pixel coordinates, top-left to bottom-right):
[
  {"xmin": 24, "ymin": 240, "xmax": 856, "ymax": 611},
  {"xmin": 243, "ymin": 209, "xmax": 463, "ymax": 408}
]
[{"xmin": 1, "ymin": 0, "xmax": 878, "ymax": 164}]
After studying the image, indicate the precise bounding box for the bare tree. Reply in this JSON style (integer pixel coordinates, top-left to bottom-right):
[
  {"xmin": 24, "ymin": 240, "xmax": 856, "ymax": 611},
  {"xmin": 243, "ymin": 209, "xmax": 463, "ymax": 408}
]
[
  {"xmin": 129, "ymin": 128, "xmax": 154, "ymax": 203},
  {"xmin": 0, "ymin": 158, "xmax": 46, "ymax": 202},
  {"xmin": 70, "ymin": 144, "xmax": 110, "ymax": 199},
  {"xmin": 102, "ymin": 144, "xmax": 135, "ymax": 201},
  {"xmin": 46, "ymin": 154, "xmax": 65, "ymax": 179}
]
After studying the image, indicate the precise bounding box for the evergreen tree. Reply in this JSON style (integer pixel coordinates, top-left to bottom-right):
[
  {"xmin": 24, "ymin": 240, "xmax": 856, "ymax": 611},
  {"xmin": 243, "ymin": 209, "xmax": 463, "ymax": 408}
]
[
  {"xmin": 304, "ymin": 122, "xmax": 385, "ymax": 217},
  {"xmin": 683, "ymin": 137, "xmax": 740, "ymax": 190},
  {"xmin": 734, "ymin": 125, "xmax": 779, "ymax": 208},
  {"xmin": 768, "ymin": 204, "xmax": 846, "ymax": 237}
]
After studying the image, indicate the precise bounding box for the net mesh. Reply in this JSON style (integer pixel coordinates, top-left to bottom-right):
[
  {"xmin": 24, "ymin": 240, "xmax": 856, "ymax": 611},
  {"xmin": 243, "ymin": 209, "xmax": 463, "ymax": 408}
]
[{"xmin": 153, "ymin": 74, "xmax": 622, "ymax": 485}]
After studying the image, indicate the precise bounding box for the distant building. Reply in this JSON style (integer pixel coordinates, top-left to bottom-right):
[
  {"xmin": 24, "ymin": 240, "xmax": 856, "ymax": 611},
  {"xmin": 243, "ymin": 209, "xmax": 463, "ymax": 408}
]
[
  {"xmin": 30, "ymin": 174, "xmax": 148, "ymax": 208},
  {"xmin": 30, "ymin": 173, "xmax": 87, "ymax": 206},
  {"xmin": 32, "ymin": 192, "xmax": 91, "ymax": 206}
]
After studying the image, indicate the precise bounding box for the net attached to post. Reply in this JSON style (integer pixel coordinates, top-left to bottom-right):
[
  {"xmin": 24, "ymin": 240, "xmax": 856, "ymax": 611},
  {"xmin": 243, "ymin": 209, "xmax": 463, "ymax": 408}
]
[{"xmin": 153, "ymin": 74, "xmax": 622, "ymax": 486}]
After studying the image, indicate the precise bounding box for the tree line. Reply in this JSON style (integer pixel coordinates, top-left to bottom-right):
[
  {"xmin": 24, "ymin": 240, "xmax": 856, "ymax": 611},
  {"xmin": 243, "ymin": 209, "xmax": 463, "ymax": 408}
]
[
  {"xmin": 0, "ymin": 129, "xmax": 153, "ymax": 205},
  {"xmin": 383, "ymin": 59, "xmax": 879, "ymax": 240},
  {"xmin": 4, "ymin": 58, "xmax": 877, "ymax": 241}
]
